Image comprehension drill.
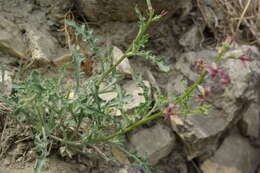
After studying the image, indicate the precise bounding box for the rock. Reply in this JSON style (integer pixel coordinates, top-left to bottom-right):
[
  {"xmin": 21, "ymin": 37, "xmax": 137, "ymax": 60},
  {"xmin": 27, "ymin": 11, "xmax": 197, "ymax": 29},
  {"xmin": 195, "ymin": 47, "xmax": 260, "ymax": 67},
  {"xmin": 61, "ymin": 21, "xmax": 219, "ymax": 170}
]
[
  {"xmin": 0, "ymin": 16, "xmax": 27, "ymax": 59},
  {"xmin": 123, "ymin": 80, "xmax": 150, "ymax": 111},
  {"xmin": 170, "ymin": 108, "xmax": 228, "ymax": 159},
  {"xmin": 175, "ymin": 50, "xmax": 218, "ymax": 81},
  {"xmin": 170, "ymin": 46, "xmax": 260, "ymax": 159},
  {"xmin": 115, "ymin": 165, "xmax": 145, "ymax": 173},
  {"xmin": 200, "ymin": 132, "xmax": 260, "ymax": 173},
  {"xmin": 0, "ymin": 69, "xmax": 13, "ymax": 96},
  {"xmin": 129, "ymin": 123, "xmax": 175, "ymax": 165},
  {"xmin": 223, "ymin": 46, "xmax": 260, "ymax": 100},
  {"xmin": 76, "ymin": 0, "xmax": 188, "ymax": 23},
  {"xmin": 99, "ymin": 80, "xmax": 151, "ymax": 114},
  {"xmin": 179, "ymin": 25, "xmax": 202, "ymax": 51},
  {"xmin": 26, "ymin": 27, "xmax": 59, "ymax": 65},
  {"xmin": 52, "ymin": 50, "xmax": 72, "ymax": 67},
  {"xmin": 156, "ymin": 144, "xmax": 188, "ymax": 173},
  {"xmin": 113, "ymin": 46, "xmax": 133, "ymax": 75},
  {"xmin": 239, "ymin": 103, "xmax": 260, "ymax": 139},
  {"xmin": 35, "ymin": 0, "xmax": 70, "ymax": 8}
]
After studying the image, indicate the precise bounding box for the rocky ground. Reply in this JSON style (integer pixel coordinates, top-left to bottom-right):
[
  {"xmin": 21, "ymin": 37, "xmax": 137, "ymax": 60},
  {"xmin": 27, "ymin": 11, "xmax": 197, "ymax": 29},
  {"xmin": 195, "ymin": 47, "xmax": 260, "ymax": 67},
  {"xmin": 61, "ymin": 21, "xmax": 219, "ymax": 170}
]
[{"xmin": 0, "ymin": 0, "xmax": 260, "ymax": 173}]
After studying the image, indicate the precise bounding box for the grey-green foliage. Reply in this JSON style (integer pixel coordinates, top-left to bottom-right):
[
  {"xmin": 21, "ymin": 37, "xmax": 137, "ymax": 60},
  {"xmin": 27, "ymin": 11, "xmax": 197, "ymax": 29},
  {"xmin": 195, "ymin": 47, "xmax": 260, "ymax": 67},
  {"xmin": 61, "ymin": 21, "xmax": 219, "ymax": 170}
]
[
  {"xmin": 12, "ymin": 69, "xmax": 133, "ymax": 142},
  {"xmin": 5, "ymin": 5, "xmax": 169, "ymax": 172},
  {"xmin": 130, "ymin": 7, "xmax": 170, "ymax": 72},
  {"xmin": 8, "ymin": 18, "xmax": 155, "ymax": 172},
  {"xmin": 10, "ymin": 68, "xmax": 131, "ymax": 172},
  {"xmin": 65, "ymin": 20, "xmax": 99, "ymax": 55}
]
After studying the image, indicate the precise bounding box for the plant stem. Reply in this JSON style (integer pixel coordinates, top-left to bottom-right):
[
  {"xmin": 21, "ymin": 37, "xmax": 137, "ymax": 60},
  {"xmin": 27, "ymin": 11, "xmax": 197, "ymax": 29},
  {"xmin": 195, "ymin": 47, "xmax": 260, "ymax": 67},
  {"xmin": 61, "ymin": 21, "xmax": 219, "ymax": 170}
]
[
  {"xmin": 50, "ymin": 43, "xmax": 229, "ymax": 146},
  {"xmin": 49, "ymin": 4, "xmax": 230, "ymax": 147},
  {"xmin": 98, "ymin": 10, "xmax": 155, "ymax": 86},
  {"xmin": 97, "ymin": 45, "xmax": 229, "ymax": 142},
  {"xmin": 93, "ymin": 111, "xmax": 162, "ymax": 143},
  {"xmin": 49, "ymin": 70, "xmax": 208, "ymax": 146},
  {"xmin": 50, "ymin": 111, "xmax": 163, "ymax": 146}
]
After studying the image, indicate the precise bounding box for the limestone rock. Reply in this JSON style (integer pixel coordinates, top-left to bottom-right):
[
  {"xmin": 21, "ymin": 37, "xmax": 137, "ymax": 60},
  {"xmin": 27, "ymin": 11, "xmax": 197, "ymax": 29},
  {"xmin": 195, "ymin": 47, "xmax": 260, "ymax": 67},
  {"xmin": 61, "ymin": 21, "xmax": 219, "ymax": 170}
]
[
  {"xmin": 113, "ymin": 46, "xmax": 133, "ymax": 75},
  {"xmin": 115, "ymin": 165, "xmax": 145, "ymax": 173},
  {"xmin": 52, "ymin": 50, "xmax": 72, "ymax": 67},
  {"xmin": 99, "ymin": 80, "xmax": 151, "ymax": 114},
  {"xmin": 200, "ymin": 132, "xmax": 260, "ymax": 173},
  {"xmin": 170, "ymin": 46, "xmax": 260, "ymax": 159},
  {"xmin": 239, "ymin": 103, "xmax": 260, "ymax": 139},
  {"xmin": 123, "ymin": 80, "xmax": 150, "ymax": 111},
  {"xmin": 223, "ymin": 46, "xmax": 260, "ymax": 100},
  {"xmin": 76, "ymin": 0, "xmax": 188, "ymax": 22},
  {"xmin": 175, "ymin": 50, "xmax": 218, "ymax": 81},
  {"xmin": 129, "ymin": 123, "xmax": 175, "ymax": 165},
  {"xmin": 0, "ymin": 16, "xmax": 26, "ymax": 59},
  {"xmin": 26, "ymin": 28, "xmax": 59, "ymax": 65}
]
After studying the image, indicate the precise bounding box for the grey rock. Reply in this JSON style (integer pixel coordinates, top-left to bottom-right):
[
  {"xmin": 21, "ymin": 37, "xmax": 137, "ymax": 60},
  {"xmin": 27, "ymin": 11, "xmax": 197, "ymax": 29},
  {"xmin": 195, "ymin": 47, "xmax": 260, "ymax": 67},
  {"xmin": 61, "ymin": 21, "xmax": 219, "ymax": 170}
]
[
  {"xmin": 239, "ymin": 103, "xmax": 260, "ymax": 139},
  {"xmin": 170, "ymin": 46, "xmax": 260, "ymax": 159},
  {"xmin": 115, "ymin": 165, "xmax": 145, "ymax": 173},
  {"xmin": 179, "ymin": 25, "xmax": 202, "ymax": 51},
  {"xmin": 52, "ymin": 50, "xmax": 72, "ymax": 67},
  {"xmin": 26, "ymin": 27, "xmax": 59, "ymax": 65},
  {"xmin": 0, "ymin": 16, "xmax": 26, "ymax": 59},
  {"xmin": 170, "ymin": 108, "xmax": 228, "ymax": 159},
  {"xmin": 99, "ymin": 80, "xmax": 151, "ymax": 115},
  {"xmin": 123, "ymin": 80, "xmax": 151, "ymax": 111},
  {"xmin": 76, "ymin": 0, "xmax": 188, "ymax": 23},
  {"xmin": 155, "ymin": 145, "xmax": 188, "ymax": 173},
  {"xmin": 113, "ymin": 46, "xmax": 133, "ymax": 75},
  {"xmin": 223, "ymin": 46, "xmax": 260, "ymax": 100},
  {"xmin": 129, "ymin": 123, "xmax": 175, "ymax": 165},
  {"xmin": 200, "ymin": 132, "xmax": 260, "ymax": 173},
  {"xmin": 175, "ymin": 50, "xmax": 217, "ymax": 81}
]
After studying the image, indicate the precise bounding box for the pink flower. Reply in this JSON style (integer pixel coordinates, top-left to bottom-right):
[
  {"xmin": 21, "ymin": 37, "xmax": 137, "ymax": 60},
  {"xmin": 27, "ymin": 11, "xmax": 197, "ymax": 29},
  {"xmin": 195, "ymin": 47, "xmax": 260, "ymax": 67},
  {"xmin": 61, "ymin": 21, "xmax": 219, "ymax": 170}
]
[
  {"xmin": 163, "ymin": 104, "xmax": 176, "ymax": 120},
  {"xmin": 203, "ymin": 63, "xmax": 223, "ymax": 78},
  {"xmin": 195, "ymin": 85, "xmax": 211, "ymax": 102},
  {"xmin": 159, "ymin": 10, "xmax": 168, "ymax": 17},
  {"xmin": 218, "ymin": 71, "xmax": 230, "ymax": 87}
]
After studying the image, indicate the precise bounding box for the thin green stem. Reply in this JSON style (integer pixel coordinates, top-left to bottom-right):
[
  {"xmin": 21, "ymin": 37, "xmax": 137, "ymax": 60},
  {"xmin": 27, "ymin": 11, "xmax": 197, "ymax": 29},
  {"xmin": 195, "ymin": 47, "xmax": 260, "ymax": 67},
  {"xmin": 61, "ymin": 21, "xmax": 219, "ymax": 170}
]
[
  {"xmin": 98, "ymin": 10, "xmax": 155, "ymax": 86},
  {"xmin": 50, "ymin": 134, "xmax": 82, "ymax": 146},
  {"xmin": 93, "ymin": 111, "xmax": 162, "ymax": 143}
]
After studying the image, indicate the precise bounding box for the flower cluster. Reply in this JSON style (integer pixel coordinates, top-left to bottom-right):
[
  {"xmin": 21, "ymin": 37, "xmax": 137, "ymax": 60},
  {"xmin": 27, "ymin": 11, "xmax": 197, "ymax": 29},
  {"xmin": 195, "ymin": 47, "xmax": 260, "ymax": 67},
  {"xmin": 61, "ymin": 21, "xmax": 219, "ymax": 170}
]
[
  {"xmin": 203, "ymin": 62, "xmax": 230, "ymax": 87},
  {"xmin": 191, "ymin": 60, "xmax": 231, "ymax": 102}
]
